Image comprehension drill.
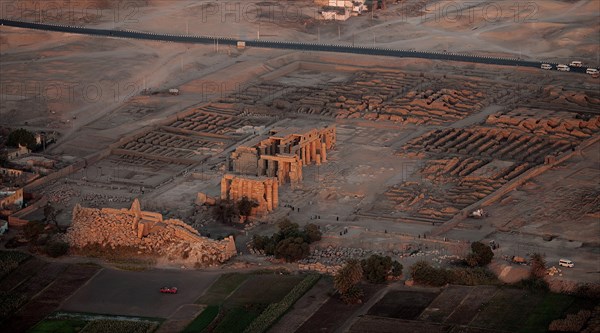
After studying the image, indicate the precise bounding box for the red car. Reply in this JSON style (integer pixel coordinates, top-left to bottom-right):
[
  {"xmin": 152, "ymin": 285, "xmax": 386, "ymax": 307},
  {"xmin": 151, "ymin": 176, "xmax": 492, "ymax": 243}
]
[{"xmin": 160, "ymin": 287, "xmax": 178, "ymax": 294}]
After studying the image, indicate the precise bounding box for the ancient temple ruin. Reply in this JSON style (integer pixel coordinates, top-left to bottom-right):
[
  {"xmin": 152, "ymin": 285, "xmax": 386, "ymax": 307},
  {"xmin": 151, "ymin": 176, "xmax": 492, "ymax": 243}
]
[
  {"xmin": 220, "ymin": 174, "xmax": 279, "ymax": 215},
  {"xmin": 229, "ymin": 126, "xmax": 336, "ymax": 185},
  {"xmin": 67, "ymin": 199, "xmax": 237, "ymax": 266}
]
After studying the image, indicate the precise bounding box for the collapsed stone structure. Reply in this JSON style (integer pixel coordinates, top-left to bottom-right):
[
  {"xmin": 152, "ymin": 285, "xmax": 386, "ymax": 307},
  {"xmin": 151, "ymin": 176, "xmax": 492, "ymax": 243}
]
[
  {"xmin": 218, "ymin": 126, "xmax": 336, "ymax": 216},
  {"xmin": 67, "ymin": 199, "xmax": 237, "ymax": 266},
  {"xmin": 221, "ymin": 174, "xmax": 279, "ymax": 214}
]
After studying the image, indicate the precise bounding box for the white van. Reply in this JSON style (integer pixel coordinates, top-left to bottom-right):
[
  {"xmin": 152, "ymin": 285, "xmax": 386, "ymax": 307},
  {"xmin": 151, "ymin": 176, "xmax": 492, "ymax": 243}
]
[
  {"xmin": 557, "ymin": 64, "xmax": 570, "ymax": 72},
  {"xmin": 586, "ymin": 68, "xmax": 599, "ymax": 75},
  {"xmin": 558, "ymin": 259, "xmax": 574, "ymax": 268},
  {"xmin": 569, "ymin": 61, "xmax": 583, "ymax": 67},
  {"xmin": 541, "ymin": 64, "xmax": 552, "ymax": 70}
]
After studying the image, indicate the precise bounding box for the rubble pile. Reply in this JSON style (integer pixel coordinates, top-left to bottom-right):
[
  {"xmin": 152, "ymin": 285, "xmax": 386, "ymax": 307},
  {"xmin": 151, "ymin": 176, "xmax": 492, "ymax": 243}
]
[
  {"xmin": 255, "ymin": 71, "xmax": 497, "ymax": 125},
  {"xmin": 43, "ymin": 184, "xmax": 80, "ymax": 205},
  {"xmin": 82, "ymin": 193, "xmax": 131, "ymax": 206},
  {"xmin": 547, "ymin": 266, "xmax": 563, "ymax": 277},
  {"xmin": 404, "ymin": 127, "xmax": 575, "ymax": 165},
  {"xmin": 66, "ymin": 201, "xmax": 237, "ymax": 266},
  {"xmin": 298, "ymin": 262, "xmax": 342, "ymax": 275},
  {"xmin": 487, "ymin": 109, "xmax": 600, "ymax": 140},
  {"xmin": 297, "ymin": 246, "xmax": 384, "ymax": 268}
]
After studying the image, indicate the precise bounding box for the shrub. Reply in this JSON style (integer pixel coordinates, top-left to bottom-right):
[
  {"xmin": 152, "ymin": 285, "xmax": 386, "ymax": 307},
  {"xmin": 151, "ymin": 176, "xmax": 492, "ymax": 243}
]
[
  {"xmin": 81, "ymin": 319, "xmax": 158, "ymax": 333},
  {"xmin": 530, "ymin": 253, "xmax": 547, "ymax": 279},
  {"xmin": 213, "ymin": 199, "xmax": 238, "ymax": 224},
  {"xmin": 467, "ymin": 241, "xmax": 494, "ymax": 267},
  {"xmin": 573, "ymin": 283, "xmax": 600, "ymax": 299},
  {"xmin": 303, "ymin": 223, "xmax": 322, "ymax": 243},
  {"xmin": 44, "ymin": 241, "xmax": 69, "ymax": 258},
  {"xmin": 391, "ymin": 261, "xmax": 403, "ymax": 277},
  {"xmin": 450, "ymin": 267, "xmax": 498, "ymax": 286},
  {"xmin": 274, "ymin": 237, "xmax": 310, "ymax": 262},
  {"xmin": 23, "ymin": 221, "xmax": 45, "ymax": 241},
  {"xmin": 0, "ymin": 251, "xmax": 30, "ymax": 279},
  {"xmin": 410, "ymin": 261, "xmax": 451, "ymax": 287},
  {"xmin": 7, "ymin": 128, "xmax": 36, "ymax": 150},
  {"xmin": 334, "ymin": 259, "xmax": 364, "ymax": 303},
  {"xmin": 340, "ymin": 285, "xmax": 364, "ymax": 304},
  {"xmin": 360, "ymin": 254, "xmax": 402, "ymax": 283},
  {"xmin": 549, "ymin": 309, "xmax": 592, "ymax": 332},
  {"xmin": 252, "ymin": 235, "xmax": 269, "ymax": 252},
  {"xmin": 251, "ymin": 219, "xmax": 321, "ymax": 262},
  {"xmin": 410, "ymin": 261, "xmax": 497, "ymax": 287},
  {"xmin": 238, "ymin": 197, "xmax": 259, "ymax": 218}
]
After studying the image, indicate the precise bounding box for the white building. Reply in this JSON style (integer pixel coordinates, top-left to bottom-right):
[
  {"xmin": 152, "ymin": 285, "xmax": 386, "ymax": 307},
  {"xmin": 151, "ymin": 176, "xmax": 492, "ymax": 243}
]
[
  {"xmin": 0, "ymin": 188, "xmax": 23, "ymax": 210},
  {"xmin": 351, "ymin": 0, "xmax": 367, "ymax": 14},
  {"xmin": 328, "ymin": 0, "xmax": 366, "ymax": 14},
  {"xmin": 320, "ymin": 6, "xmax": 351, "ymax": 20}
]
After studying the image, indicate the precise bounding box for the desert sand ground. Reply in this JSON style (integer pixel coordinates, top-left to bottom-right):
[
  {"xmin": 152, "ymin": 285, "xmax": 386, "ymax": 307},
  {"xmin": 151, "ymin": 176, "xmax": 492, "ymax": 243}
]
[{"xmin": 1, "ymin": 0, "xmax": 598, "ymax": 284}]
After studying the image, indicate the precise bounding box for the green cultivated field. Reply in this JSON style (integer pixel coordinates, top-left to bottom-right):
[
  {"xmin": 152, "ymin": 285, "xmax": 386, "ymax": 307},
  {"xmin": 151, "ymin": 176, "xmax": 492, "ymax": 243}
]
[
  {"xmin": 188, "ymin": 272, "xmax": 317, "ymax": 333},
  {"xmin": 361, "ymin": 285, "xmax": 597, "ymax": 333},
  {"xmin": 28, "ymin": 319, "xmax": 88, "ymax": 333},
  {"xmin": 27, "ymin": 314, "xmax": 161, "ymax": 333},
  {"xmin": 182, "ymin": 305, "xmax": 219, "ymax": 333}
]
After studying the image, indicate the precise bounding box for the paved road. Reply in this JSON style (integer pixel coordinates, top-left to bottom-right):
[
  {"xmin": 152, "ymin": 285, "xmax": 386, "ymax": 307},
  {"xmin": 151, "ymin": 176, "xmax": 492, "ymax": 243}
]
[
  {"xmin": 61, "ymin": 268, "xmax": 221, "ymax": 318},
  {"xmin": 0, "ymin": 19, "xmax": 594, "ymax": 75}
]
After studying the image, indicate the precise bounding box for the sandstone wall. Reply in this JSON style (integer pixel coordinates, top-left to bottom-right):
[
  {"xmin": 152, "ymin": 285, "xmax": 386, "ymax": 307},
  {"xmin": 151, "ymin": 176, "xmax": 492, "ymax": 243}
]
[
  {"xmin": 66, "ymin": 201, "xmax": 236, "ymax": 266},
  {"xmin": 221, "ymin": 174, "xmax": 278, "ymax": 215}
]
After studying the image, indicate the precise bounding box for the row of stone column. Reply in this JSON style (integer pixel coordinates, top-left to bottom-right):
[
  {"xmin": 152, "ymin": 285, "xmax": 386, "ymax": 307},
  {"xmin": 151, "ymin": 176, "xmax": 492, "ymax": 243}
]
[
  {"xmin": 300, "ymin": 141, "xmax": 328, "ymax": 166},
  {"xmin": 220, "ymin": 176, "xmax": 279, "ymax": 213}
]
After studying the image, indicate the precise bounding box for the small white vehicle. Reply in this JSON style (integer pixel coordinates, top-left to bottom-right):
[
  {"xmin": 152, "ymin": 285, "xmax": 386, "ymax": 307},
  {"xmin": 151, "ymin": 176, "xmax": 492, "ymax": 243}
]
[
  {"xmin": 557, "ymin": 64, "xmax": 570, "ymax": 72},
  {"xmin": 586, "ymin": 68, "xmax": 599, "ymax": 75},
  {"xmin": 541, "ymin": 64, "xmax": 552, "ymax": 70},
  {"xmin": 569, "ymin": 61, "xmax": 583, "ymax": 67},
  {"xmin": 558, "ymin": 259, "xmax": 574, "ymax": 268}
]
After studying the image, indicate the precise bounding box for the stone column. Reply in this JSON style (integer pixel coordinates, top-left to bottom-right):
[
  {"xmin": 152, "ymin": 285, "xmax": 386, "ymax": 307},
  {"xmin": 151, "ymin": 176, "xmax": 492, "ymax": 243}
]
[
  {"xmin": 265, "ymin": 180, "xmax": 273, "ymax": 212},
  {"xmin": 321, "ymin": 142, "xmax": 327, "ymax": 162},
  {"xmin": 302, "ymin": 146, "xmax": 308, "ymax": 165},
  {"xmin": 277, "ymin": 162, "xmax": 284, "ymax": 185},
  {"xmin": 284, "ymin": 161, "xmax": 290, "ymax": 183},
  {"xmin": 267, "ymin": 160, "xmax": 275, "ymax": 177},
  {"xmin": 221, "ymin": 177, "xmax": 229, "ymax": 200},
  {"xmin": 272, "ymin": 181, "xmax": 279, "ymax": 208},
  {"xmin": 258, "ymin": 158, "xmax": 266, "ymax": 176},
  {"xmin": 311, "ymin": 141, "xmax": 317, "ymax": 162},
  {"xmin": 244, "ymin": 179, "xmax": 251, "ymax": 200},
  {"xmin": 235, "ymin": 178, "xmax": 243, "ymax": 201},
  {"xmin": 316, "ymin": 154, "xmax": 321, "ymax": 165}
]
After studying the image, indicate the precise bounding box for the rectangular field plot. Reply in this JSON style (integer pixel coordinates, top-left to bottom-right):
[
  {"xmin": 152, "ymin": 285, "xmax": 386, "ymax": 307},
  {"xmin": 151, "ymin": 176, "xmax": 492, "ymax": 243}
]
[
  {"xmin": 444, "ymin": 285, "xmax": 497, "ymax": 325},
  {"xmin": 469, "ymin": 288, "xmax": 545, "ymax": 332},
  {"xmin": 517, "ymin": 293, "xmax": 576, "ymax": 333},
  {"xmin": 224, "ymin": 274, "xmax": 304, "ymax": 307},
  {"xmin": 419, "ymin": 285, "xmax": 472, "ymax": 323},
  {"xmin": 297, "ymin": 284, "xmax": 383, "ymax": 333},
  {"xmin": 349, "ymin": 315, "xmax": 450, "ymax": 333},
  {"xmin": 367, "ymin": 289, "xmax": 439, "ymax": 320}
]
